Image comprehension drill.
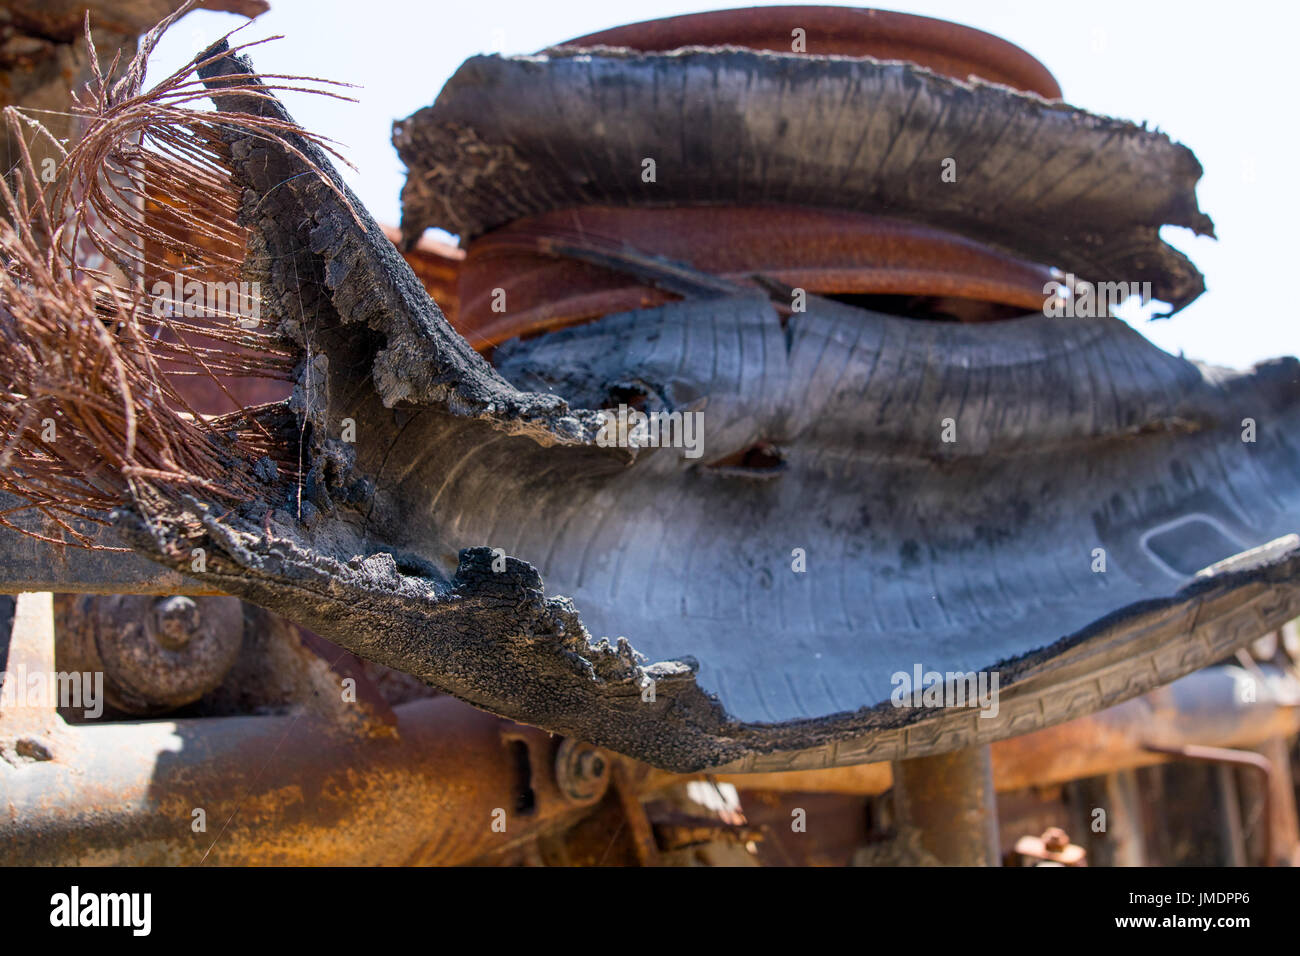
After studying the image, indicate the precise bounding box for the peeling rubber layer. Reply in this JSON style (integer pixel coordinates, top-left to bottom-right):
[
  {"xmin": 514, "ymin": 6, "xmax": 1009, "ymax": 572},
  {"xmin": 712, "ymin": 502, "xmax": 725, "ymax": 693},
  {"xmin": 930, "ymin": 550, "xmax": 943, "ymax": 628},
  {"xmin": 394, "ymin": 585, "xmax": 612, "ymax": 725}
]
[{"xmin": 108, "ymin": 41, "xmax": 1300, "ymax": 774}]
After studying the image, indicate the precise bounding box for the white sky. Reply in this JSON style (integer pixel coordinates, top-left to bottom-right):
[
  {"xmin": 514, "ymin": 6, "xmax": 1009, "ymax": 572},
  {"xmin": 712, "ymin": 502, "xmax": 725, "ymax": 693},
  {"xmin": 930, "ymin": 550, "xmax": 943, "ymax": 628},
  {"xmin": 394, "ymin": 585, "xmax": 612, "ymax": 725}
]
[{"xmin": 144, "ymin": 0, "xmax": 1297, "ymax": 369}]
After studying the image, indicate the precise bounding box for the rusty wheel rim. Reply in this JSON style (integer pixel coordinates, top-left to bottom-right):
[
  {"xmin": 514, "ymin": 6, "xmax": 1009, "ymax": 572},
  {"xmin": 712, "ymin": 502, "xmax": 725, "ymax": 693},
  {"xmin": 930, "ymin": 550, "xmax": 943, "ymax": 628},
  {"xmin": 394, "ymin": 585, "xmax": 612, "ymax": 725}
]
[
  {"xmin": 560, "ymin": 6, "xmax": 1061, "ymax": 99},
  {"xmin": 458, "ymin": 205, "xmax": 1062, "ymax": 349}
]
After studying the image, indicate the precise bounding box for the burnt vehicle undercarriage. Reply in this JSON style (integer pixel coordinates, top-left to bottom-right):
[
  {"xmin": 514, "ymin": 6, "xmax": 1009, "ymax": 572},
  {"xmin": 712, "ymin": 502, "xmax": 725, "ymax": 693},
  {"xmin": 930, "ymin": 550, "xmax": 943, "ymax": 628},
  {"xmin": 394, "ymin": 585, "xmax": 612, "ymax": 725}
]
[{"xmin": 0, "ymin": 2, "xmax": 1298, "ymax": 866}]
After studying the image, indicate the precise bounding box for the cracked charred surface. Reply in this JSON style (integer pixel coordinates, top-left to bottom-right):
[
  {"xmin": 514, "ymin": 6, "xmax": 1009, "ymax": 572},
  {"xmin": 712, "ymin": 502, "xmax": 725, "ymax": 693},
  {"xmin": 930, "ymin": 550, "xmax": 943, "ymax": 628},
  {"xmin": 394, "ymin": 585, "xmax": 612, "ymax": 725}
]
[
  {"xmin": 395, "ymin": 47, "xmax": 1213, "ymax": 315},
  {"xmin": 94, "ymin": 42, "xmax": 1300, "ymax": 773}
]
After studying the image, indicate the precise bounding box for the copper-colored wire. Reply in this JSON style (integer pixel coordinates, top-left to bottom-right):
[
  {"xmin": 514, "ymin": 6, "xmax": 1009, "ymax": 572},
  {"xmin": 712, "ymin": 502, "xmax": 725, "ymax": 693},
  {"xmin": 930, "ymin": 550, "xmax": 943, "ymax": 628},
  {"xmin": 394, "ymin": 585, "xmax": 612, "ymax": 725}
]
[{"xmin": 0, "ymin": 5, "xmax": 351, "ymax": 548}]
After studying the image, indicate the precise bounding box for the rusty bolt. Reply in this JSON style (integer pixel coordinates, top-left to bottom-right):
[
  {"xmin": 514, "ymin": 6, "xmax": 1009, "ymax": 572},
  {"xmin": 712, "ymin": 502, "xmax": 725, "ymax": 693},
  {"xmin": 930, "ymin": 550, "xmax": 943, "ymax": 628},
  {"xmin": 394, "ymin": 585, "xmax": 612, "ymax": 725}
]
[
  {"xmin": 579, "ymin": 751, "xmax": 606, "ymax": 779},
  {"xmin": 152, "ymin": 596, "xmax": 202, "ymax": 650},
  {"xmin": 555, "ymin": 738, "xmax": 611, "ymax": 805},
  {"xmin": 55, "ymin": 594, "xmax": 244, "ymax": 714}
]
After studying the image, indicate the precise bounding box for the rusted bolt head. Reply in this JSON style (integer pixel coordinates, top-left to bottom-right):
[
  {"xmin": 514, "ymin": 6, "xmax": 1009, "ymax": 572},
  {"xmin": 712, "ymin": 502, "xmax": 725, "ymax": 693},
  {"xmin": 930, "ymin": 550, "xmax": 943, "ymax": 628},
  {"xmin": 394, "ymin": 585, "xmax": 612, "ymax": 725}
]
[
  {"xmin": 1042, "ymin": 827, "xmax": 1070, "ymax": 852},
  {"xmin": 555, "ymin": 738, "xmax": 611, "ymax": 805},
  {"xmin": 579, "ymin": 751, "xmax": 606, "ymax": 780},
  {"xmin": 57, "ymin": 595, "xmax": 244, "ymax": 715},
  {"xmin": 152, "ymin": 595, "xmax": 201, "ymax": 650}
]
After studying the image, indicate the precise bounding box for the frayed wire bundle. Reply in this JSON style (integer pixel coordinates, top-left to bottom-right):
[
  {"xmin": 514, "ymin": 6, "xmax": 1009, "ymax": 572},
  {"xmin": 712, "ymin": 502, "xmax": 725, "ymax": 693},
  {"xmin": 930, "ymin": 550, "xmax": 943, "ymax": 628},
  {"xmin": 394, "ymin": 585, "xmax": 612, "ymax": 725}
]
[{"xmin": 0, "ymin": 1, "xmax": 354, "ymax": 547}]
